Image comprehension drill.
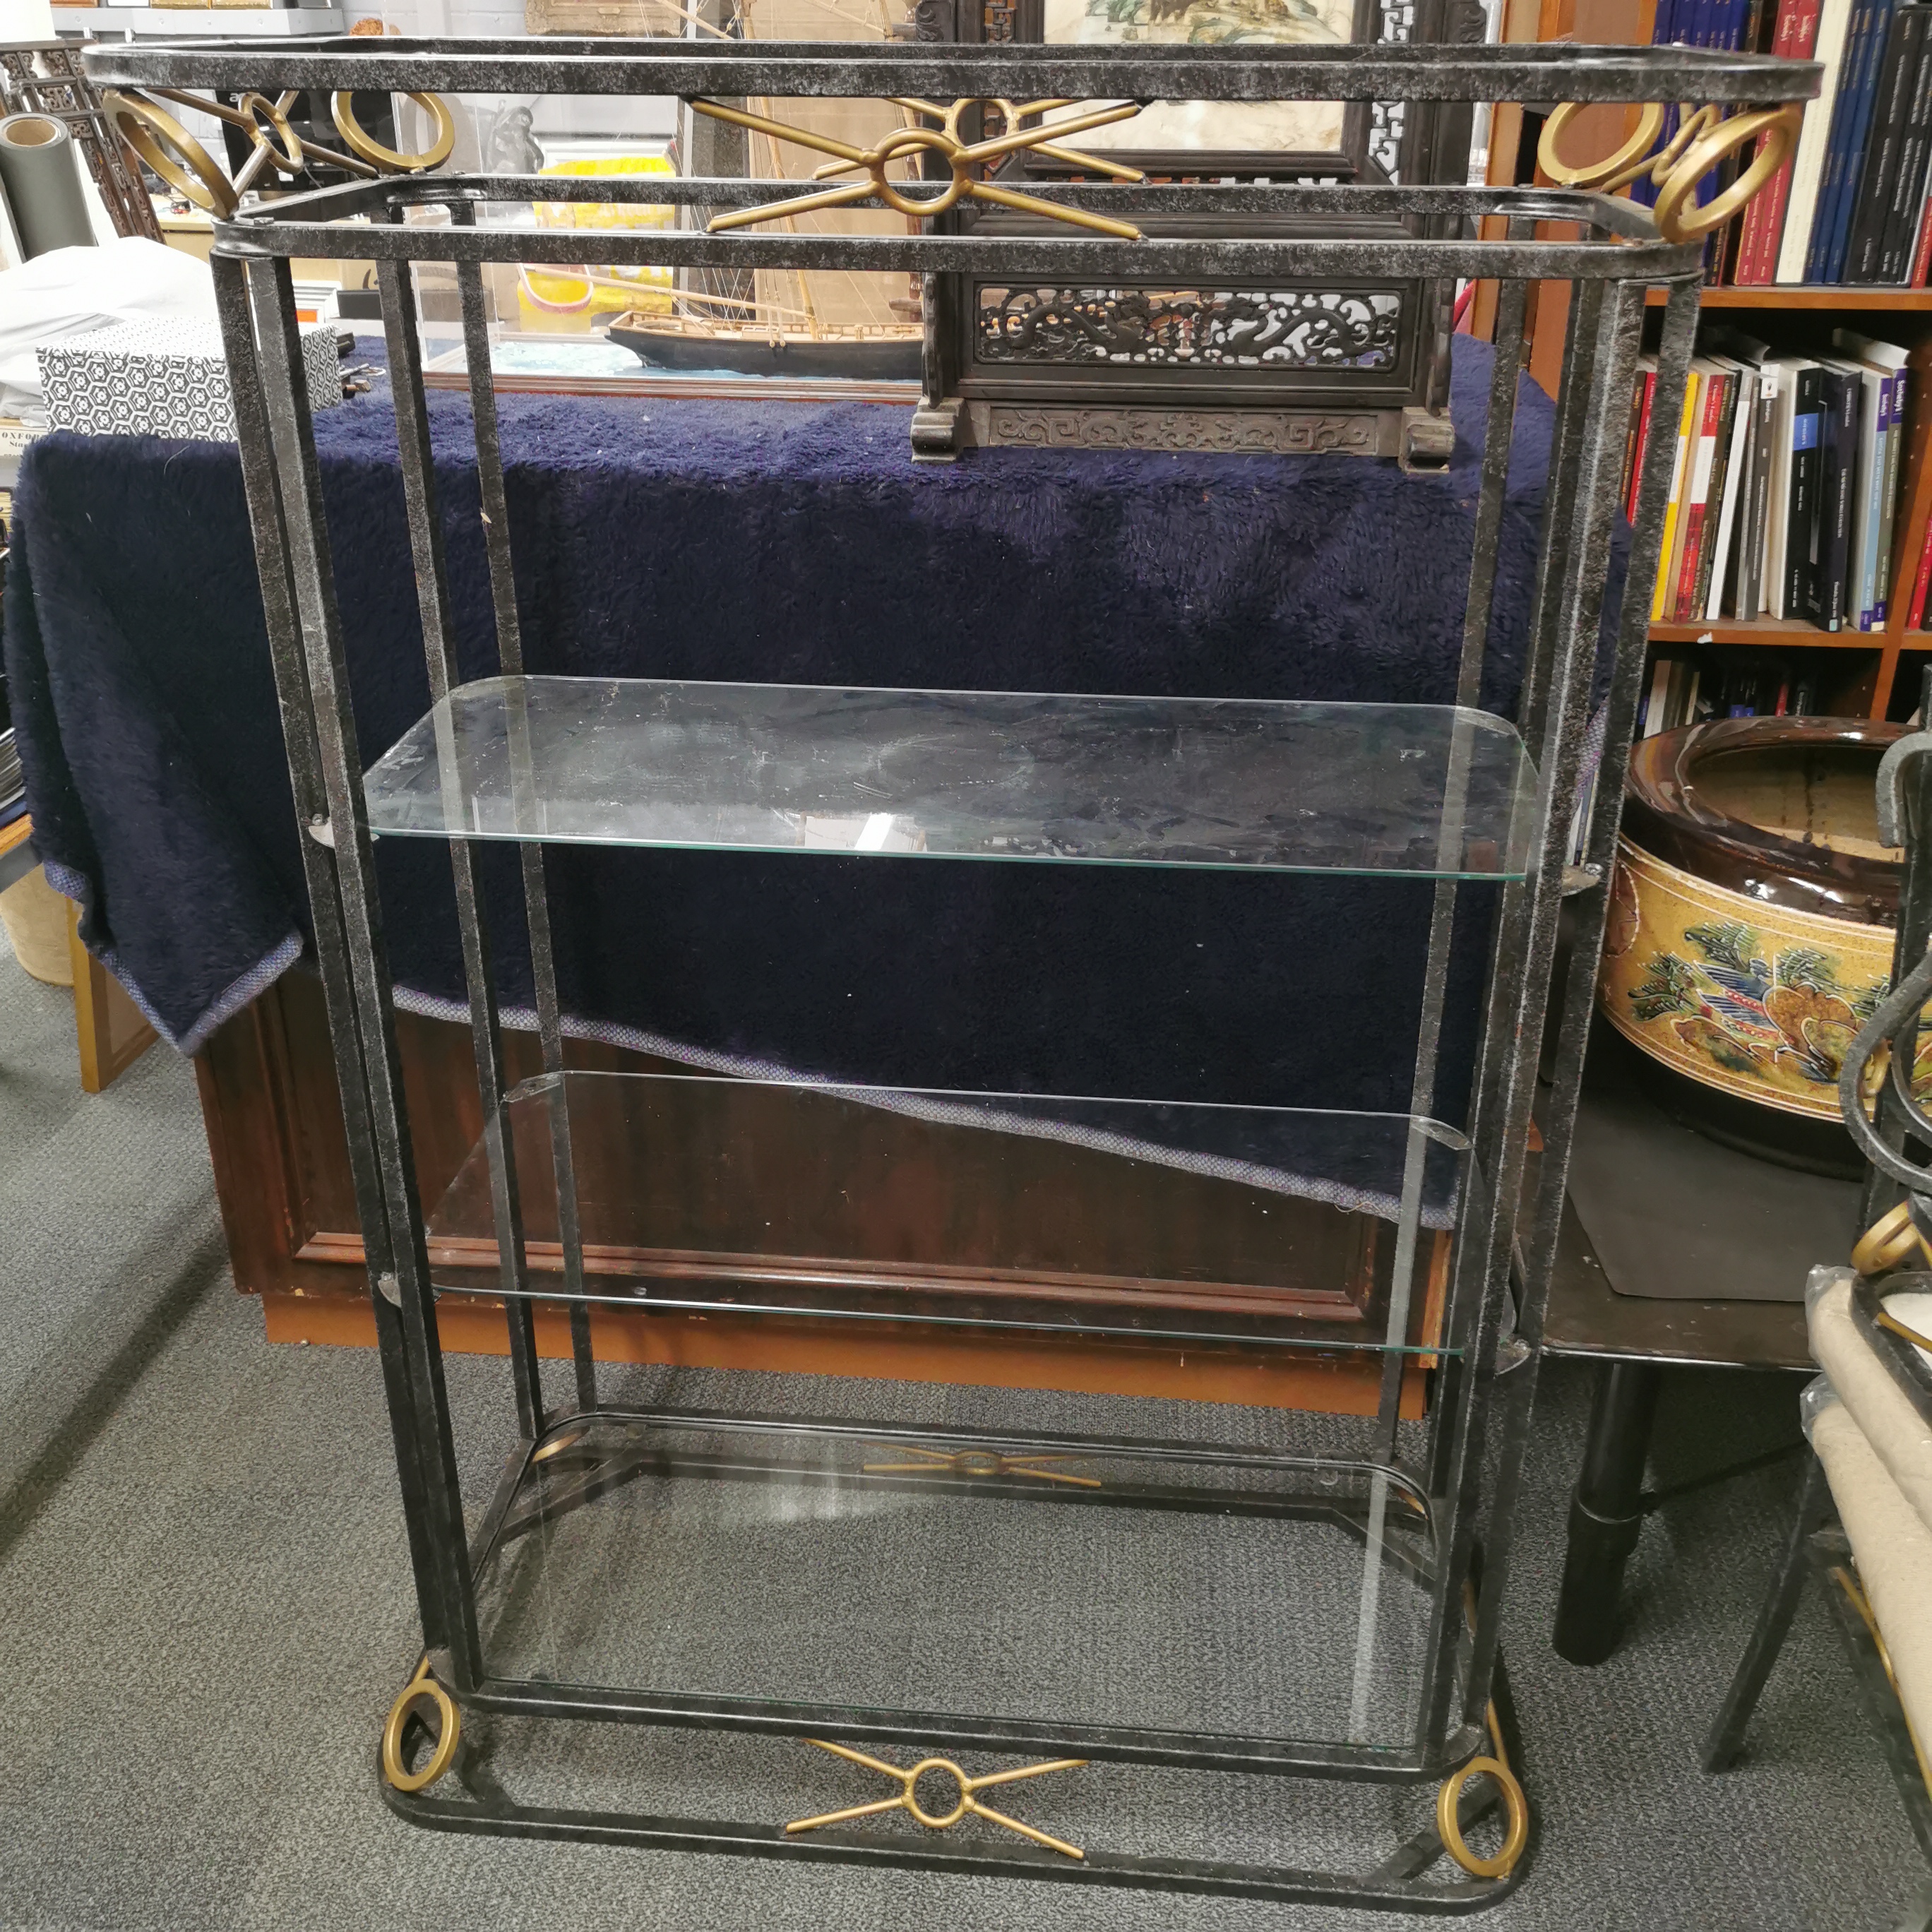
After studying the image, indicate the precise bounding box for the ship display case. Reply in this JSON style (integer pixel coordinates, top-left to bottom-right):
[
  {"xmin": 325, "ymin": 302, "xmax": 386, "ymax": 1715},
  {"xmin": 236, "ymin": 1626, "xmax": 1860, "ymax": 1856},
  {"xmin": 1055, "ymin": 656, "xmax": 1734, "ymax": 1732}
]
[{"xmin": 83, "ymin": 29, "xmax": 1818, "ymax": 1912}]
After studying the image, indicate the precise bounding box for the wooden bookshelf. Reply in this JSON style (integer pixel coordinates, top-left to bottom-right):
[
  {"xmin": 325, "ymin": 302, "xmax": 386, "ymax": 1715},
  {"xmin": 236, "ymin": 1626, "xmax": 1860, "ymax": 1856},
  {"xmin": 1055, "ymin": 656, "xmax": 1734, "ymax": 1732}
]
[
  {"xmin": 1487, "ymin": 0, "xmax": 1932, "ymax": 722},
  {"xmin": 1646, "ymin": 616, "xmax": 1899, "ymax": 647},
  {"xmin": 1643, "ymin": 287, "xmax": 1932, "ymax": 308}
]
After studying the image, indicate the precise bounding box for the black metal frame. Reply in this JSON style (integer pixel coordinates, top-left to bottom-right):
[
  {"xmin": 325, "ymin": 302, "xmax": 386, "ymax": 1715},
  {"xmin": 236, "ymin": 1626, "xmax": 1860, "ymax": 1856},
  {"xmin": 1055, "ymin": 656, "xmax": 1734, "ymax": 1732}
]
[
  {"xmin": 1704, "ymin": 1477, "xmax": 1932, "ymax": 1869},
  {"xmin": 86, "ymin": 30, "xmax": 1819, "ymax": 1913},
  {"xmin": 1703, "ymin": 694, "xmax": 1932, "ymax": 1878}
]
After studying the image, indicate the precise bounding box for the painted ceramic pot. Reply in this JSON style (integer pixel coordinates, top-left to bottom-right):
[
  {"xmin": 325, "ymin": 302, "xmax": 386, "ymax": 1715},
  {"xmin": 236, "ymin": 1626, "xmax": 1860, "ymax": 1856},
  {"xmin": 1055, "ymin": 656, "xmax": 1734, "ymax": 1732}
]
[{"xmin": 1599, "ymin": 719, "xmax": 1926, "ymax": 1158}]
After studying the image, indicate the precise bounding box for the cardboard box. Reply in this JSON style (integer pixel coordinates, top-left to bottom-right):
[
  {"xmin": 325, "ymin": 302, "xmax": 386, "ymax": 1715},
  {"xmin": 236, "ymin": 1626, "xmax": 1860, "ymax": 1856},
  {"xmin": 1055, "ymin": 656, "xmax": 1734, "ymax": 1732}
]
[{"xmin": 37, "ymin": 316, "xmax": 340, "ymax": 441}]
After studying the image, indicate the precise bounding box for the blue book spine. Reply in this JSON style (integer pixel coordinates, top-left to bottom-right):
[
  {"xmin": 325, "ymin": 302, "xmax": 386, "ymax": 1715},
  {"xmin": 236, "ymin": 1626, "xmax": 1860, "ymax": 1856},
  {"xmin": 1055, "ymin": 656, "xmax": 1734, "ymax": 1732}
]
[
  {"xmin": 1804, "ymin": 1, "xmax": 1866, "ymax": 278},
  {"xmin": 1830, "ymin": 0, "xmax": 1900, "ymax": 280},
  {"xmin": 1811, "ymin": 0, "xmax": 1888, "ymax": 279},
  {"xmin": 1635, "ymin": 0, "xmax": 1685, "ymax": 208}
]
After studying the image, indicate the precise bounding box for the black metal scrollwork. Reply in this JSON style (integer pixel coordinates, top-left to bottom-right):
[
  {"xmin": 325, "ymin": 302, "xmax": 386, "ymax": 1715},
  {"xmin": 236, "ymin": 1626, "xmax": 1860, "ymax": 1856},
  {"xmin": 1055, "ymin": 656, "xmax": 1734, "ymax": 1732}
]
[{"xmin": 975, "ymin": 287, "xmax": 1403, "ymax": 368}]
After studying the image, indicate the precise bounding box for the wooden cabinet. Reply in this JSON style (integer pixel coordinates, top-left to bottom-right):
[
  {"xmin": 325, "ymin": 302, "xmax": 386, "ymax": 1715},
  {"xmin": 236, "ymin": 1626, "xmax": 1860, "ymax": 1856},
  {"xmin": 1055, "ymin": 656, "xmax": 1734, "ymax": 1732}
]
[{"xmin": 197, "ymin": 969, "xmax": 1438, "ymax": 1417}]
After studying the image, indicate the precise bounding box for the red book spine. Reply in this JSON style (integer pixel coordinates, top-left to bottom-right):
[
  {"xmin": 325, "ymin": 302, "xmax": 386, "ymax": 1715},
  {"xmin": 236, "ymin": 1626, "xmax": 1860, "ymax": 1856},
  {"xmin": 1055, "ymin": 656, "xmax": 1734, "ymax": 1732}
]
[
  {"xmin": 1913, "ymin": 185, "xmax": 1932, "ymax": 287},
  {"xmin": 1739, "ymin": 0, "xmax": 1821, "ymax": 282},
  {"xmin": 1909, "ymin": 519, "xmax": 1932, "ymax": 628},
  {"xmin": 1674, "ymin": 376, "xmax": 1726, "ymax": 619},
  {"xmin": 1627, "ymin": 371, "xmax": 1657, "ymax": 524}
]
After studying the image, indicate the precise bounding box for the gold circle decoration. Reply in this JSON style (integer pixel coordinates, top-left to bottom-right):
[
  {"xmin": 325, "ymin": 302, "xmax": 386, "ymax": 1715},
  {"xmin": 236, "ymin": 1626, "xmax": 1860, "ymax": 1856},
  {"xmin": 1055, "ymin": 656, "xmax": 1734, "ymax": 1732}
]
[
  {"xmin": 380, "ymin": 1661, "xmax": 461, "ymax": 1794},
  {"xmin": 902, "ymin": 1758, "xmax": 972, "ymax": 1830},
  {"xmin": 1852, "ymin": 1200, "xmax": 1931, "ymax": 1277},
  {"xmin": 103, "ymin": 90, "xmax": 237, "ymax": 218},
  {"xmin": 236, "ymin": 90, "xmax": 304, "ymax": 176},
  {"xmin": 1536, "ymin": 100, "xmax": 1665, "ymax": 193},
  {"xmin": 1436, "ymin": 1754, "xmax": 1530, "ymax": 1880},
  {"xmin": 1652, "ymin": 105, "xmax": 1802, "ymax": 244},
  {"xmin": 867, "ymin": 126, "xmax": 970, "ymax": 217},
  {"xmin": 329, "ymin": 90, "xmax": 456, "ymax": 172}
]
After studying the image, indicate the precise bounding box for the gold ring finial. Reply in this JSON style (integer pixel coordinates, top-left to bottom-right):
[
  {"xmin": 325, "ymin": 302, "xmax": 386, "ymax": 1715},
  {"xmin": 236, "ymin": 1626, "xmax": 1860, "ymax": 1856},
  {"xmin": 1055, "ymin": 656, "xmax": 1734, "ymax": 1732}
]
[
  {"xmin": 1536, "ymin": 101, "xmax": 1803, "ymax": 244},
  {"xmin": 1436, "ymin": 1754, "xmax": 1531, "ymax": 1878},
  {"xmin": 330, "ymin": 90, "xmax": 457, "ymax": 172},
  {"xmin": 1853, "ymin": 1198, "xmax": 1931, "ymax": 1277},
  {"xmin": 380, "ymin": 1657, "xmax": 461, "ymax": 1794},
  {"xmin": 104, "ymin": 90, "xmax": 238, "ymax": 218}
]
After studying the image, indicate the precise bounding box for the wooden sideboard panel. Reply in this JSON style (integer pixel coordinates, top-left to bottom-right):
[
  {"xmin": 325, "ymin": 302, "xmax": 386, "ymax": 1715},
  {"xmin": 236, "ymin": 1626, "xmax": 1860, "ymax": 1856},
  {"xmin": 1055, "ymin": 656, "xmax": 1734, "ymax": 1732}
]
[{"xmin": 195, "ymin": 969, "xmax": 1435, "ymax": 1416}]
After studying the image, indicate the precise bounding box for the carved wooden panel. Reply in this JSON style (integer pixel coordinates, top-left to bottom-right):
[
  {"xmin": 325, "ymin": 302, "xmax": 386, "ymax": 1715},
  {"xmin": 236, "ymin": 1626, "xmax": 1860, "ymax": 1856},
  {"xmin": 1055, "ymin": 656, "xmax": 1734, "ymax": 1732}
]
[
  {"xmin": 974, "ymin": 287, "xmax": 1405, "ymax": 371},
  {"xmin": 967, "ymin": 402, "xmax": 1388, "ymax": 453}
]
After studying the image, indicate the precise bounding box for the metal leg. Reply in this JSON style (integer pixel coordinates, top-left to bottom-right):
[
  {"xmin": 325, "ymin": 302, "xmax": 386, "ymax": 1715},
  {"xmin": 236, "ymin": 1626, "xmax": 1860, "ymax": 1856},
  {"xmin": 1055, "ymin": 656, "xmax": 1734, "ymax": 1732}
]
[
  {"xmin": 1701, "ymin": 1455, "xmax": 1831, "ymax": 1770},
  {"xmin": 1551, "ymin": 1360, "xmax": 1664, "ymax": 1665}
]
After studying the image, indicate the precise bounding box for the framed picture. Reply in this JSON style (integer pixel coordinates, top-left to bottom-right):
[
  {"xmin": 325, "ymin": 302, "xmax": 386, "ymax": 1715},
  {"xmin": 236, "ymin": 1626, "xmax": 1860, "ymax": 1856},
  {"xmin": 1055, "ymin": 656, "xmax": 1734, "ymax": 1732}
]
[{"xmin": 908, "ymin": 0, "xmax": 1487, "ymax": 458}]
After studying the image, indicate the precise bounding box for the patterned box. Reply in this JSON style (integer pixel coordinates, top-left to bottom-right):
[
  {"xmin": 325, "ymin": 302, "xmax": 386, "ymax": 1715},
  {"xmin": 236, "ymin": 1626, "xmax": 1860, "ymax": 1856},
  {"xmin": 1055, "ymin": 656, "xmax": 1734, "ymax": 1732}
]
[{"xmin": 37, "ymin": 317, "xmax": 340, "ymax": 441}]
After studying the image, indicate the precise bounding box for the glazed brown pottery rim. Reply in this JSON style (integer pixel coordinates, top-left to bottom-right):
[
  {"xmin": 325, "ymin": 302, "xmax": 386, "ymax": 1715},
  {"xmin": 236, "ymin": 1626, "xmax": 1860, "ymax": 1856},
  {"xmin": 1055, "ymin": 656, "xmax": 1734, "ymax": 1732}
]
[{"xmin": 1622, "ymin": 716, "xmax": 1903, "ymax": 926}]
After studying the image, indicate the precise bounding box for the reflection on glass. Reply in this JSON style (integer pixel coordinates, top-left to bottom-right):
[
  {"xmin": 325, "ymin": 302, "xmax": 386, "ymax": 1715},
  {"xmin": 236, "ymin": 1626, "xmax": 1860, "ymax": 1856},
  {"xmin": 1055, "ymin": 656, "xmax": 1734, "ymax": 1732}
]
[
  {"xmin": 424, "ymin": 1068, "xmax": 1468, "ymax": 1352},
  {"xmin": 364, "ymin": 676, "xmax": 1538, "ymax": 878},
  {"xmin": 475, "ymin": 1410, "xmax": 1440, "ymax": 1751}
]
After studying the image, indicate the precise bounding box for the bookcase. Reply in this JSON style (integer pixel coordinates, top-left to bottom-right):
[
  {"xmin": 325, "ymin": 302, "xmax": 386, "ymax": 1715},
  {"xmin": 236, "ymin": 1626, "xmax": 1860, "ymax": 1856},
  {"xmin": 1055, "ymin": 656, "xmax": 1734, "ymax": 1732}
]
[{"xmin": 1486, "ymin": 0, "xmax": 1932, "ymax": 724}]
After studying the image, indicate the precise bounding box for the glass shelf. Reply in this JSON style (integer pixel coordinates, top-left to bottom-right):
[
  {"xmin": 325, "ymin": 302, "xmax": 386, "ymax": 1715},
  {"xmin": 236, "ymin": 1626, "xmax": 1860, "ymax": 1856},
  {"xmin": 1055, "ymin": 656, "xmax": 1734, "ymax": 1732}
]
[
  {"xmin": 363, "ymin": 676, "xmax": 1538, "ymax": 879},
  {"xmin": 474, "ymin": 1409, "xmax": 1444, "ymax": 1758},
  {"xmin": 424, "ymin": 1069, "xmax": 1469, "ymax": 1354}
]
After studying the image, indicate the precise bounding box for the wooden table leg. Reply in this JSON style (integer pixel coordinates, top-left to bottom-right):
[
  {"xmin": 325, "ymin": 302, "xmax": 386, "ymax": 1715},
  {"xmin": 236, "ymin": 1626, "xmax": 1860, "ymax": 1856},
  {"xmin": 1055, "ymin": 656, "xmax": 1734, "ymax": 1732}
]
[{"xmin": 69, "ymin": 901, "xmax": 157, "ymax": 1094}]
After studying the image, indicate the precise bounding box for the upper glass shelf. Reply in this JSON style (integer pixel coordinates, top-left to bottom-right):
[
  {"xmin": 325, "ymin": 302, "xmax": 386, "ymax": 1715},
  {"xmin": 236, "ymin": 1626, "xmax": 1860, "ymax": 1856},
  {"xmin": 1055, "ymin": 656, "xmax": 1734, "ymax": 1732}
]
[{"xmin": 362, "ymin": 676, "xmax": 1538, "ymax": 879}]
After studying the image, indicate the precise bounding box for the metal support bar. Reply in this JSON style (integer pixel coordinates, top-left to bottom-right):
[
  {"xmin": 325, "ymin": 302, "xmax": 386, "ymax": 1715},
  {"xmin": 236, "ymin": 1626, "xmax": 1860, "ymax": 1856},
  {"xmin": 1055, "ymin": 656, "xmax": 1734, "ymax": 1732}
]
[
  {"xmin": 1479, "ymin": 275, "xmax": 1703, "ymax": 1692},
  {"xmin": 245, "ymin": 254, "xmax": 484, "ymax": 1690},
  {"xmin": 377, "ymin": 245, "xmax": 546, "ymax": 1443},
  {"xmin": 453, "ymin": 253, "xmax": 598, "ymax": 1410},
  {"xmin": 1422, "ymin": 273, "xmax": 1650, "ymax": 1750},
  {"xmin": 1701, "ymin": 1455, "xmax": 1832, "ymax": 1770},
  {"xmin": 213, "ymin": 251, "xmax": 453, "ymax": 1657}
]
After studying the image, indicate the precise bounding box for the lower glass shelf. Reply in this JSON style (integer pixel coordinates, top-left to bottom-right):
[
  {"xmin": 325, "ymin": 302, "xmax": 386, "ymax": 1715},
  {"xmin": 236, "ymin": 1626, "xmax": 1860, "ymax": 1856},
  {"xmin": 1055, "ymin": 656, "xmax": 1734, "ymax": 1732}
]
[
  {"xmin": 473, "ymin": 1409, "xmax": 1448, "ymax": 1761},
  {"xmin": 424, "ymin": 1070, "xmax": 1470, "ymax": 1354}
]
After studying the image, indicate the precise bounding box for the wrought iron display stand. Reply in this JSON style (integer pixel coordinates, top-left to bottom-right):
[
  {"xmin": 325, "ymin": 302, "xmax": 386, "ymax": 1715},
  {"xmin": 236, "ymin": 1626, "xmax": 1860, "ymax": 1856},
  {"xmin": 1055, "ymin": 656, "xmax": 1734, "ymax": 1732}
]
[{"xmin": 88, "ymin": 33, "xmax": 1816, "ymax": 1912}]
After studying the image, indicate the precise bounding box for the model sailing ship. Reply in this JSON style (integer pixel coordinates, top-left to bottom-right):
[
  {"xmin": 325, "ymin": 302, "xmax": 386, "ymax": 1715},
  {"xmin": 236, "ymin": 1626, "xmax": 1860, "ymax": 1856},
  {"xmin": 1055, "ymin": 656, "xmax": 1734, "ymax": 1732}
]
[
  {"xmin": 595, "ymin": 0, "xmax": 927, "ymax": 380},
  {"xmin": 606, "ymin": 284, "xmax": 925, "ymax": 380}
]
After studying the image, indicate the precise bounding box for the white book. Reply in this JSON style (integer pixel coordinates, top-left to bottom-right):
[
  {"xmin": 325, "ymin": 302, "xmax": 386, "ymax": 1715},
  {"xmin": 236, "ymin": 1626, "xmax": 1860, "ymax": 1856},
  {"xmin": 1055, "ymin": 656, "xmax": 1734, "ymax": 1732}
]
[
  {"xmin": 1707, "ymin": 357, "xmax": 1753, "ymax": 621},
  {"xmin": 1642, "ymin": 657, "xmax": 1673, "ymax": 738},
  {"xmin": 1777, "ymin": 0, "xmax": 1860, "ymax": 284}
]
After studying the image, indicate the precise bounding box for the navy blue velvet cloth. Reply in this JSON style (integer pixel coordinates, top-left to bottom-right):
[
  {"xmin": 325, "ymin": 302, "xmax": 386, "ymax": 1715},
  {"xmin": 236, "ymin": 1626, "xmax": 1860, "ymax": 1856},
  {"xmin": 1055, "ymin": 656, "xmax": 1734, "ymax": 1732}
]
[{"xmin": 3, "ymin": 335, "xmax": 1603, "ymax": 1186}]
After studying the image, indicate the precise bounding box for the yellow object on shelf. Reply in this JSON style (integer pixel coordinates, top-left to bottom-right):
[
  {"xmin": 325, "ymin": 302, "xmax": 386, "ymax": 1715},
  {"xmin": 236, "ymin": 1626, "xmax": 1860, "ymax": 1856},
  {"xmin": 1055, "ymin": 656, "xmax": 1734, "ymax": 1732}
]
[{"xmin": 518, "ymin": 155, "xmax": 675, "ymax": 334}]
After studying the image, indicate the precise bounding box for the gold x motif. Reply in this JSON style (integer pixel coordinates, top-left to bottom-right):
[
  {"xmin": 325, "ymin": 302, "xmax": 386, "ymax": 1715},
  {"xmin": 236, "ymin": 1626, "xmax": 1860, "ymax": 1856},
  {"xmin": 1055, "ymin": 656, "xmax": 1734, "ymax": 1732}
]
[
  {"xmin": 862, "ymin": 1444, "xmax": 1101, "ymax": 1488},
  {"xmin": 693, "ymin": 95, "xmax": 1147, "ymax": 239},
  {"xmin": 786, "ymin": 1739, "xmax": 1087, "ymax": 1858}
]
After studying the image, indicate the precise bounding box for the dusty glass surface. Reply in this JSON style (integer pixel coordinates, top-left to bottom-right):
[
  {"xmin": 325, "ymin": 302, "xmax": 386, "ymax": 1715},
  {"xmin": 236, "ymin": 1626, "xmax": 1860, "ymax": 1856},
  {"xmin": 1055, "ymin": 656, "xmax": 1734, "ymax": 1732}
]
[
  {"xmin": 363, "ymin": 675, "xmax": 1537, "ymax": 878},
  {"xmin": 424, "ymin": 1068, "xmax": 1469, "ymax": 1353},
  {"xmin": 473, "ymin": 1411, "xmax": 1442, "ymax": 1753}
]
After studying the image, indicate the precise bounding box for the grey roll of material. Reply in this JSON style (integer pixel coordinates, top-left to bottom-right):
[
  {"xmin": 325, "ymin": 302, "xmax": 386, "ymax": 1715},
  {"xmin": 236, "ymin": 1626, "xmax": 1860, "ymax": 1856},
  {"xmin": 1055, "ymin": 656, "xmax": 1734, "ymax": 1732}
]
[{"xmin": 0, "ymin": 113, "xmax": 95, "ymax": 260}]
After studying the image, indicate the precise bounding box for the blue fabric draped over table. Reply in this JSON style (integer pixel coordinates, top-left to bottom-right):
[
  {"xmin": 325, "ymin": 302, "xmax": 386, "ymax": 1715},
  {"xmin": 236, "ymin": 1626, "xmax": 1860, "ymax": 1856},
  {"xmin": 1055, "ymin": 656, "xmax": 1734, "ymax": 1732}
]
[{"xmin": 2, "ymin": 335, "xmax": 1609, "ymax": 1223}]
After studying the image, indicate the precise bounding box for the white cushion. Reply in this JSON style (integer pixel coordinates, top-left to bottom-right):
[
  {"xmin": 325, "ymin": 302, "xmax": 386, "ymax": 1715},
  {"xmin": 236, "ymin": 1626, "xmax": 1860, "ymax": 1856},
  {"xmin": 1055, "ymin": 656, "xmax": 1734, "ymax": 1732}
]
[
  {"xmin": 1811, "ymin": 1397, "xmax": 1932, "ymax": 1757},
  {"xmin": 1808, "ymin": 1274, "xmax": 1932, "ymax": 1538}
]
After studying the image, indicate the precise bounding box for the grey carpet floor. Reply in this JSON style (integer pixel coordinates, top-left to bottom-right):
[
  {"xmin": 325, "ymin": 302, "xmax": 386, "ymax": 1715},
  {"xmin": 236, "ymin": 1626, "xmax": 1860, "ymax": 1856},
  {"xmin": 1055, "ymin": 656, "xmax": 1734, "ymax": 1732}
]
[{"xmin": 0, "ymin": 931, "xmax": 1926, "ymax": 1930}]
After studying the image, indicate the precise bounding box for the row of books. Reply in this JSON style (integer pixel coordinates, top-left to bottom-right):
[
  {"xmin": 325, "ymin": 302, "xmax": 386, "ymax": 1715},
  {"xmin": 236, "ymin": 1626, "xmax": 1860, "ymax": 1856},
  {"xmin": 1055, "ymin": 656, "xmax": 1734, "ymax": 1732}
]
[
  {"xmin": 1629, "ymin": 327, "xmax": 1928, "ymax": 632},
  {"xmin": 1638, "ymin": 652, "xmax": 1830, "ymax": 732},
  {"xmin": 1647, "ymin": 0, "xmax": 1932, "ymax": 286}
]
